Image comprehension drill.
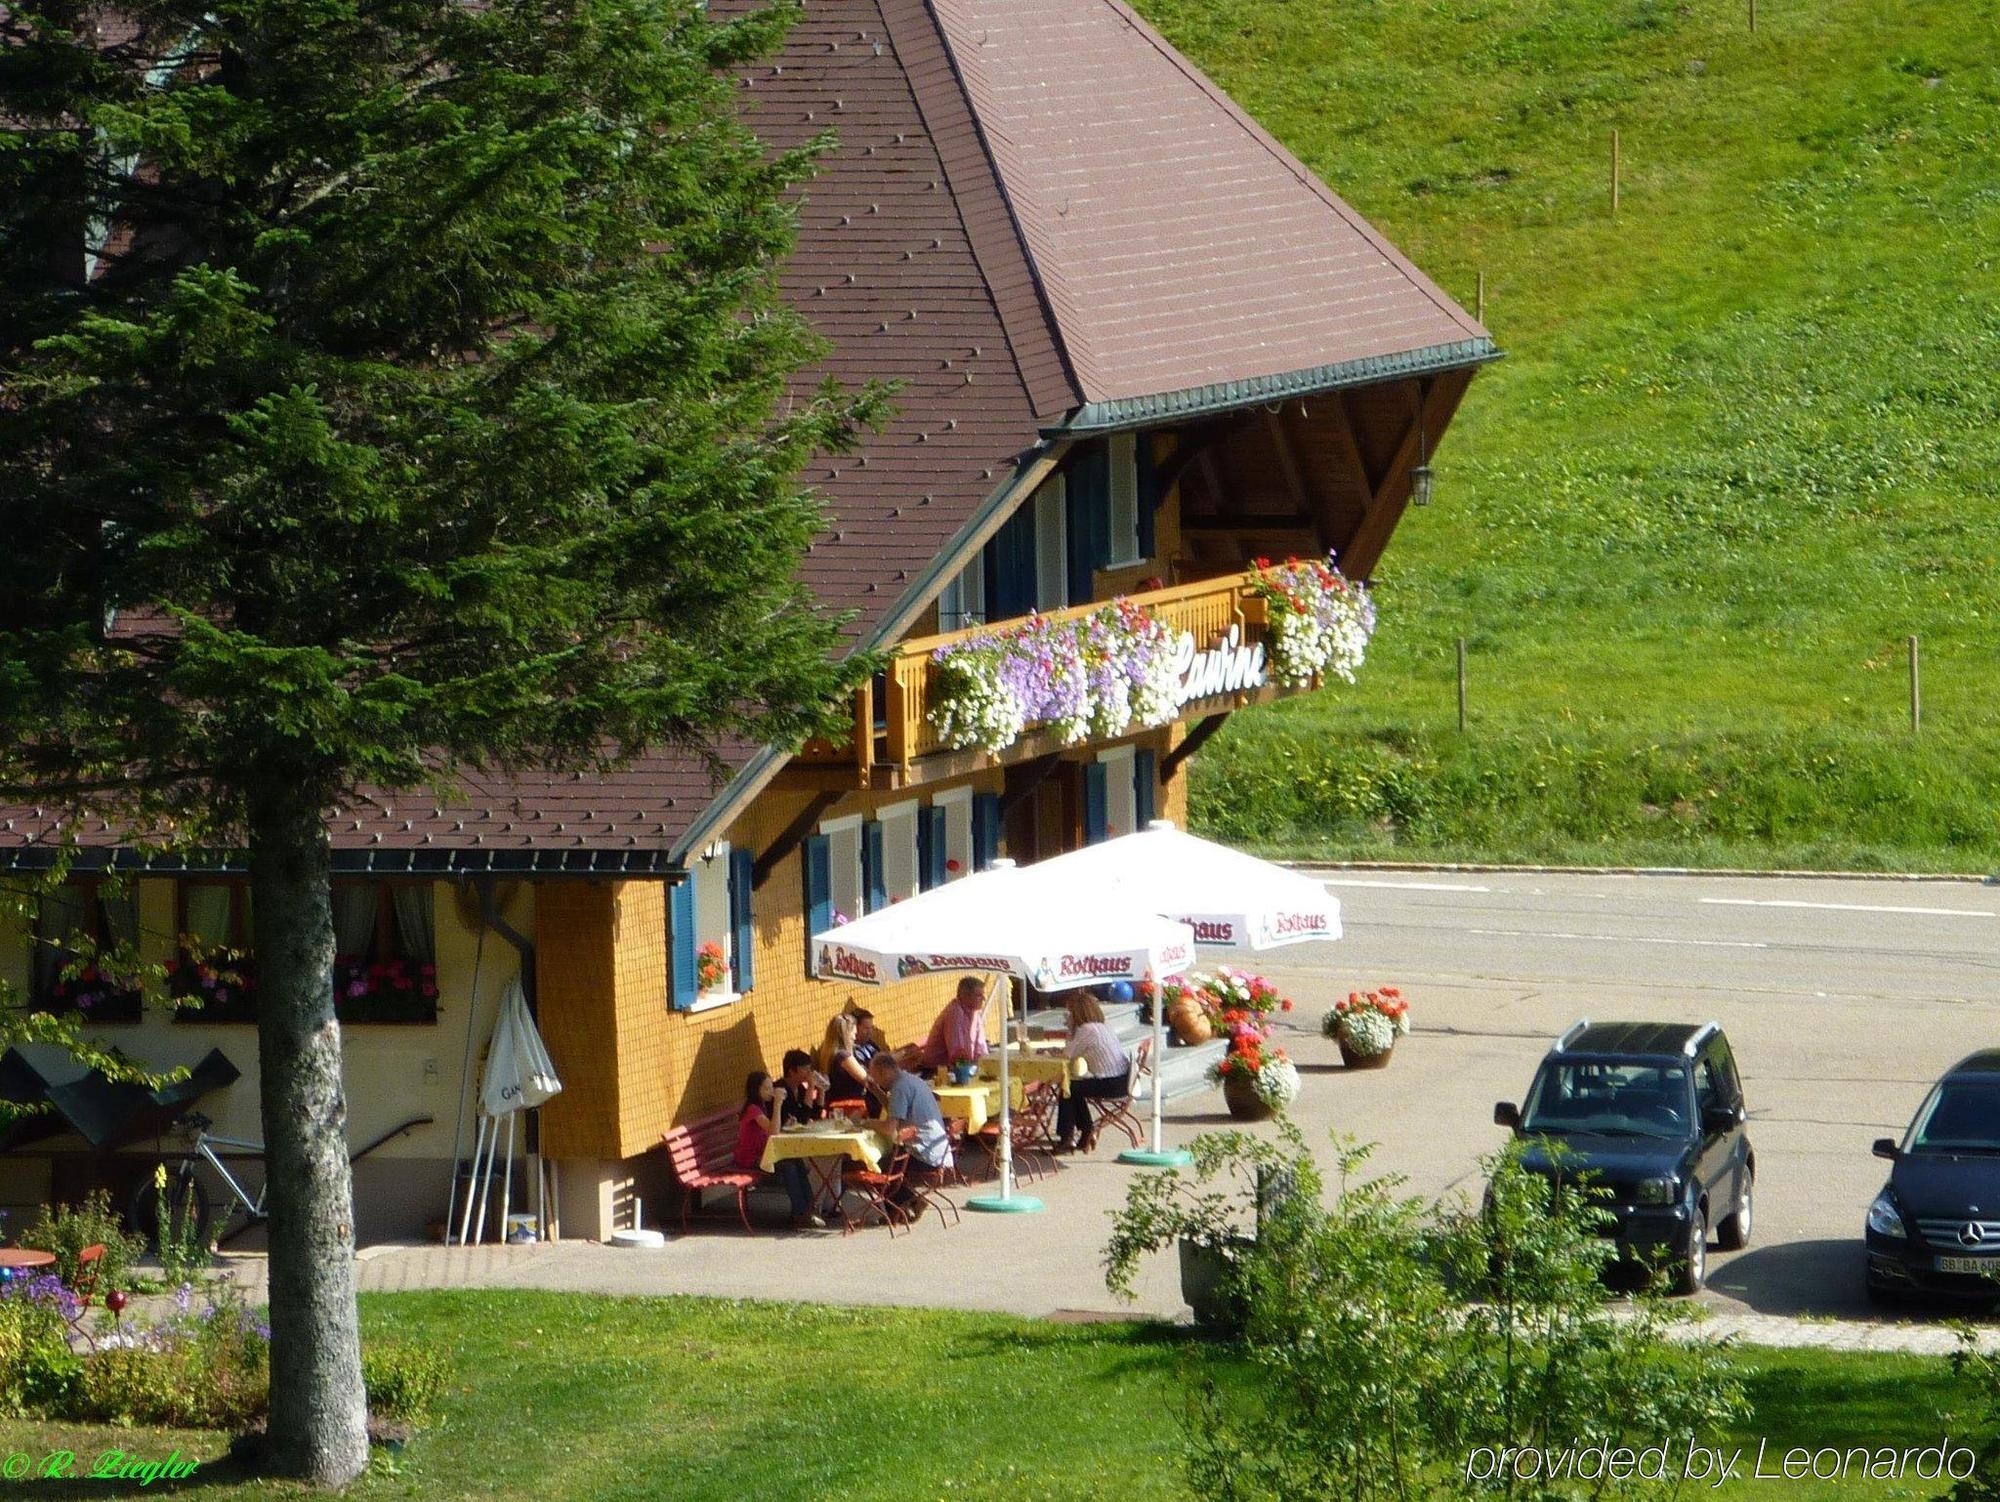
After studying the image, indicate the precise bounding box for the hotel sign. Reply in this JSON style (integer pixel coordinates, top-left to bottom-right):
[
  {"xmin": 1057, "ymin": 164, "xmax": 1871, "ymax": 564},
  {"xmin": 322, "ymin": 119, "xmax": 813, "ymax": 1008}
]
[{"xmin": 1172, "ymin": 625, "xmax": 1266, "ymax": 707}]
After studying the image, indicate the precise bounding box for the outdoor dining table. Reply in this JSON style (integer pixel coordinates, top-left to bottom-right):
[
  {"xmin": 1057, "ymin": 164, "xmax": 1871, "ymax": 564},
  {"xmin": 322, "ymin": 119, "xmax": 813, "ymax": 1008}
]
[
  {"xmin": 932, "ymin": 1080, "xmax": 1003, "ymax": 1134},
  {"xmin": 980, "ymin": 1051, "xmax": 1082, "ymax": 1097},
  {"xmin": 761, "ymin": 1120, "xmax": 894, "ymax": 1208},
  {"xmin": 0, "ymin": 1247, "xmax": 57, "ymax": 1273}
]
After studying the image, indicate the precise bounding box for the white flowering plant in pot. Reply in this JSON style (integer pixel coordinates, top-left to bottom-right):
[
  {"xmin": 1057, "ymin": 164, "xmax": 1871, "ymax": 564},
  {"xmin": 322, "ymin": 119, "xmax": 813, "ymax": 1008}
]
[{"xmin": 1323, "ymin": 987, "xmax": 1410, "ymax": 1063}]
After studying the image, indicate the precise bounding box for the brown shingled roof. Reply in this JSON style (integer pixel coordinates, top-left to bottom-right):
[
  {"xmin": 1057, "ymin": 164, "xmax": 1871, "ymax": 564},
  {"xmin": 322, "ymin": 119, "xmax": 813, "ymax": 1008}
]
[{"xmin": 2, "ymin": 0, "xmax": 1490, "ymax": 872}]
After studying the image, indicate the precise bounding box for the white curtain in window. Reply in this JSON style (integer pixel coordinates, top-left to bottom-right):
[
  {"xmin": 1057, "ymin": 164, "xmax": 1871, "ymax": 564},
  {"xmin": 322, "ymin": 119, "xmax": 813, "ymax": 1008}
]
[
  {"xmin": 33, "ymin": 883, "xmax": 89, "ymax": 998},
  {"xmin": 333, "ymin": 885, "xmax": 378, "ymax": 960},
  {"xmin": 183, "ymin": 883, "xmax": 234, "ymax": 950},
  {"xmin": 391, "ymin": 884, "xmax": 435, "ymax": 963}
]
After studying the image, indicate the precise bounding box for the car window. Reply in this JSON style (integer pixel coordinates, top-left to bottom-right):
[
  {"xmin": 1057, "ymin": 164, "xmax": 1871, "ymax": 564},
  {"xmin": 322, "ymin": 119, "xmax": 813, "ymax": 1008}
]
[
  {"xmin": 1907, "ymin": 1080, "xmax": 2000, "ymax": 1155},
  {"xmin": 1520, "ymin": 1061, "xmax": 1690, "ymax": 1140},
  {"xmin": 1693, "ymin": 1055, "xmax": 1719, "ymax": 1119},
  {"xmin": 1708, "ymin": 1037, "xmax": 1743, "ymax": 1105}
]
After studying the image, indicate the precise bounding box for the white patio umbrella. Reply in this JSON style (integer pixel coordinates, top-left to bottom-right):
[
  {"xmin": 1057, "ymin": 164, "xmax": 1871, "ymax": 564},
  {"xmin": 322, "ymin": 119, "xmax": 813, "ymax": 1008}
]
[
  {"xmin": 1028, "ymin": 820, "xmax": 1342, "ymax": 1164},
  {"xmin": 810, "ymin": 859, "xmax": 1195, "ymax": 1211},
  {"xmin": 454, "ymin": 977, "xmax": 563, "ymax": 1245}
]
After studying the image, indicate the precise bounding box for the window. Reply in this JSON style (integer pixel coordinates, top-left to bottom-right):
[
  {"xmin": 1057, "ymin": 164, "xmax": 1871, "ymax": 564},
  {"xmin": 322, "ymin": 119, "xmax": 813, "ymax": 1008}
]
[
  {"xmin": 331, "ymin": 881, "xmax": 438, "ymax": 1023},
  {"xmin": 937, "ymin": 559, "xmax": 986, "ymax": 632},
  {"xmin": 824, "ymin": 818, "xmax": 863, "ymax": 924},
  {"xmin": 176, "ymin": 879, "xmax": 438, "ymax": 1024},
  {"xmin": 670, "ymin": 843, "xmax": 755, "ymax": 1011},
  {"xmin": 878, "ymin": 802, "xmax": 919, "ymax": 905},
  {"xmin": 1034, "ymin": 476, "xmax": 1068, "ymax": 611},
  {"xmin": 32, "ymin": 878, "xmax": 142, "ymax": 1022},
  {"xmin": 935, "ymin": 788, "xmax": 974, "ymax": 883},
  {"xmin": 1106, "ymin": 432, "xmax": 1142, "ymax": 566},
  {"xmin": 1097, "ymin": 746, "xmax": 1137, "ymax": 842}
]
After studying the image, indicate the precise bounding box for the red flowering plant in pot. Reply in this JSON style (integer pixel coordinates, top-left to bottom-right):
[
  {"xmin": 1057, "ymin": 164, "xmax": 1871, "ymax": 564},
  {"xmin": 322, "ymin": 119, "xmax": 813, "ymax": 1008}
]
[
  {"xmin": 1197, "ymin": 970, "xmax": 1300, "ymax": 1119},
  {"xmin": 1322, "ymin": 986, "xmax": 1410, "ymax": 1068},
  {"xmin": 334, "ymin": 955, "xmax": 440, "ymax": 1024},
  {"xmin": 695, "ymin": 941, "xmax": 729, "ymax": 994},
  {"xmin": 47, "ymin": 960, "xmax": 145, "ymax": 1022}
]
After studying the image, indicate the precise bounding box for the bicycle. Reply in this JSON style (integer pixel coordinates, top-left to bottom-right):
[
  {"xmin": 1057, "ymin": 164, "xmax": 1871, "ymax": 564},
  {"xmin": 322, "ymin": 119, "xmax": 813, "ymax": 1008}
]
[{"xmin": 131, "ymin": 1109, "xmax": 434, "ymax": 1249}]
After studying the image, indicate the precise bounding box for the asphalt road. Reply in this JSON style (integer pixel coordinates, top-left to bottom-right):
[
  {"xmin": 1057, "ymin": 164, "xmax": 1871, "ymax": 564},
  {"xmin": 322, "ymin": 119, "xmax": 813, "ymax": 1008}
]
[{"xmin": 1255, "ymin": 869, "xmax": 2000, "ymax": 1321}]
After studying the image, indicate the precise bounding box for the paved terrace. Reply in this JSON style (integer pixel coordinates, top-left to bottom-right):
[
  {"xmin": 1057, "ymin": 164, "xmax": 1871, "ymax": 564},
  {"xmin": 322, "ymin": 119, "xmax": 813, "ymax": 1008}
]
[{"xmin": 178, "ymin": 869, "xmax": 2000, "ymax": 1357}]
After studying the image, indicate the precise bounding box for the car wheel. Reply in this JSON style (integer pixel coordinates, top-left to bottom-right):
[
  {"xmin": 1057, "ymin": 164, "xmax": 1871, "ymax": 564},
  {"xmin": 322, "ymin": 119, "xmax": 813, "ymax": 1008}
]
[
  {"xmin": 1716, "ymin": 1170, "xmax": 1753, "ymax": 1251},
  {"xmin": 1672, "ymin": 1207, "xmax": 1708, "ymax": 1296}
]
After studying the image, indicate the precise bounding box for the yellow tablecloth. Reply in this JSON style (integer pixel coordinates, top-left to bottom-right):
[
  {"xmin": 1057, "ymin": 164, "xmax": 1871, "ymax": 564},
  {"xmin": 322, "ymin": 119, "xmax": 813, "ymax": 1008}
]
[
  {"xmin": 980, "ymin": 1051, "xmax": 1082, "ymax": 1096},
  {"xmin": 932, "ymin": 1081, "xmax": 1001, "ymax": 1133},
  {"xmin": 760, "ymin": 1125, "xmax": 886, "ymax": 1174}
]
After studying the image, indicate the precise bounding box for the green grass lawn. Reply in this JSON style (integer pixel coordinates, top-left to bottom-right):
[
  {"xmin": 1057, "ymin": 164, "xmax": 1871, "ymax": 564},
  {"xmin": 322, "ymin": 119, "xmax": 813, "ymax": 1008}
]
[
  {"xmin": 0, "ymin": 1292, "xmax": 1981, "ymax": 1499},
  {"xmin": 1151, "ymin": 0, "xmax": 2000, "ymax": 870}
]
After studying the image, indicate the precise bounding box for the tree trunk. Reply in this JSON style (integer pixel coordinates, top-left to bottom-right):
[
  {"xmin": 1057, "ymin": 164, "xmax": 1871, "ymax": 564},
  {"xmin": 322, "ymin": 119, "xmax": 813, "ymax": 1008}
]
[{"xmin": 249, "ymin": 787, "xmax": 368, "ymax": 1484}]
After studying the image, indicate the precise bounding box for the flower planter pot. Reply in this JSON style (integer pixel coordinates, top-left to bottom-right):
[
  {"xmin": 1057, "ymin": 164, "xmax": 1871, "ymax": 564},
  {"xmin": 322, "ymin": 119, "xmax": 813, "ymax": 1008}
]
[
  {"xmin": 1339, "ymin": 1040, "xmax": 1394, "ymax": 1070},
  {"xmin": 1179, "ymin": 1237, "xmax": 1251, "ymax": 1332},
  {"xmin": 1165, "ymin": 995, "xmax": 1214, "ymax": 1046},
  {"xmin": 1221, "ymin": 1072, "xmax": 1277, "ymax": 1121},
  {"xmin": 949, "ymin": 1063, "xmax": 978, "ymax": 1084}
]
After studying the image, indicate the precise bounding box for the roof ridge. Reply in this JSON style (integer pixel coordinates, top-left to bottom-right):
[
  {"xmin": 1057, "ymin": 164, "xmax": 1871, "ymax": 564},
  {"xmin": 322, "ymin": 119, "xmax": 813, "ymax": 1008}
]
[
  {"xmin": 1094, "ymin": 0, "xmax": 1485, "ymax": 342},
  {"xmin": 879, "ymin": 0, "xmax": 1081, "ymax": 420}
]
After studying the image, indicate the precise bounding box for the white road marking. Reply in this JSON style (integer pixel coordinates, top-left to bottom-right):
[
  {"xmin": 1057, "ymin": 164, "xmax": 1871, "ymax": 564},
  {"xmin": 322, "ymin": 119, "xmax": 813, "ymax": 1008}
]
[
  {"xmin": 1467, "ymin": 927, "xmax": 1769, "ymax": 950},
  {"xmin": 1699, "ymin": 898, "xmax": 1994, "ymax": 919},
  {"xmin": 1321, "ymin": 878, "xmax": 1491, "ymax": 892}
]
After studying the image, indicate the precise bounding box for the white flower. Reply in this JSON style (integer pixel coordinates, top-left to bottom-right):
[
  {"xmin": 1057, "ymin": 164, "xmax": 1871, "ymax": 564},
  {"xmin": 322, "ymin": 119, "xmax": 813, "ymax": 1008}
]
[
  {"xmin": 1337, "ymin": 1008, "xmax": 1396, "ymax": 1057},
  {"xmin": 1254, "ymin": 1057, "xmax": 1301, "ymax": 1108}
]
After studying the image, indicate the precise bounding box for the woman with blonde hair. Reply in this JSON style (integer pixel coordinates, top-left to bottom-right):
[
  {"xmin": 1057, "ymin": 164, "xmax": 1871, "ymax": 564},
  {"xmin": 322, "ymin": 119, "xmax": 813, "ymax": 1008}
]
[
  {"xmin": 821, "ymin": 1011, "xmax": 871, "ymax": 1105},
  {"xmin": 1057, "ymin": 989, "xmax": 1132, "ymax": 1153}
]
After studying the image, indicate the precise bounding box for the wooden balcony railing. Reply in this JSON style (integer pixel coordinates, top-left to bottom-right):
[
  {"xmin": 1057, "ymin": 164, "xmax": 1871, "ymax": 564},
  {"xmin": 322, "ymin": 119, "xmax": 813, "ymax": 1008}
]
[{"xmin": 795, "ymin": 568, "xmax": 1278, "ymax": 785}]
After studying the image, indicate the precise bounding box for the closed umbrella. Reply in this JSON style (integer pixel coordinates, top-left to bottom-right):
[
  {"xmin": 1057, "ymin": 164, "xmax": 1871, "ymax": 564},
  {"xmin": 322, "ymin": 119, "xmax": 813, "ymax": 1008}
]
[
  {"xmin": 812, "ymin": 859, "xmax": 1194, "ymax": 1211},
  {"xmin": 456, "ymin": 978, "xmax": 563, "ymax": 1245},
  {"xmin": 1028, "ymin": 821, "xmax": 1342, "ymax": 1164}
]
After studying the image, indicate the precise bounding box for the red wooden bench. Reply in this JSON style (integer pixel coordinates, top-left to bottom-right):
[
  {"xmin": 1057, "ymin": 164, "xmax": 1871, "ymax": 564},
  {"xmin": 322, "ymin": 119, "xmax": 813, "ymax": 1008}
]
[{"xmin": 661, "ymin": 1108, "xmax": 758, "ymax": 1234}]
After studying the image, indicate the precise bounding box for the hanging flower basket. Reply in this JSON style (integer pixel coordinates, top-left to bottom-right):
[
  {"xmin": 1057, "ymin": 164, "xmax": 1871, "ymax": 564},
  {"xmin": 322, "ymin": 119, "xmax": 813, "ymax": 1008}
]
[{"xmin": 1246, "ymin": 554, "xmax": 1376, "ymax": 689}]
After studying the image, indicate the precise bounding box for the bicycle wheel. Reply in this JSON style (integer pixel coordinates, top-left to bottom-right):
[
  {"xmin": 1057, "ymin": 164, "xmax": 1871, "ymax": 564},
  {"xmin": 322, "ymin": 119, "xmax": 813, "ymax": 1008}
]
[{"xmin": 128, "ymin": 1166, "xmax": 210, "ymax": 1253}]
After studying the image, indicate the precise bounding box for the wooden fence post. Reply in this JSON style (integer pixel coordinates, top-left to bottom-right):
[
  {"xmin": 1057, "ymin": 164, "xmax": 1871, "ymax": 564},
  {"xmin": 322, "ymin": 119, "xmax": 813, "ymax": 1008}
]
[
  {"xmin": 1456, "ymin": 637, "xmax": 1468, "ymax": 734},
  {"xmin": 1909, "ymin": 634, "xmax": 1921, "ymax": 733}
]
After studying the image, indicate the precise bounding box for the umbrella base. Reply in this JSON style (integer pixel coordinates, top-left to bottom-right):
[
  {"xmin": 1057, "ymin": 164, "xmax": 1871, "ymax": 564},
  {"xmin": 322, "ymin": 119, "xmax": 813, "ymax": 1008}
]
[
  {"xmin": 966, "ymin": 1193, "xmax": 1045, "ymax": 1214},
  {"xmin": 1118, "ymin": 1148, "xmax": 1193, "ymax": 1168}
]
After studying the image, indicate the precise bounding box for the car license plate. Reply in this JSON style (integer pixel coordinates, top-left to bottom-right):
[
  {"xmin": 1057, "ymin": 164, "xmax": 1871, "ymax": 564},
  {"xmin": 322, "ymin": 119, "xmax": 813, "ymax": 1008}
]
[{"xmin": 1935, "ymin": 1256, "xmax": 2000, "ymax": 1278}]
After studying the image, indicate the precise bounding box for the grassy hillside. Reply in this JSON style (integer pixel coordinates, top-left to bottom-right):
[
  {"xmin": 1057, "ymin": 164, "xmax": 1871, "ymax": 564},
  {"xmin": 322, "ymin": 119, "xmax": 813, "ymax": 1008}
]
[{"xmin": 1150, "ymin": 0, "xmax": 2000, "ymax": 869}]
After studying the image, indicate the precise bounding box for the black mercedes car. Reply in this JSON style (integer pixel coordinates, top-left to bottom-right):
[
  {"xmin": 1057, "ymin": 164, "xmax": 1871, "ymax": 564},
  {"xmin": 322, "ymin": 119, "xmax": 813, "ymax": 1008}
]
[
  {"xmin": 1866, "ymin": 1050, "xmax": 2000, "ymax": 1303},
  {"xmin": 1494, "ymin": 1019, "xmax": 1754, "ymax": 1294}
]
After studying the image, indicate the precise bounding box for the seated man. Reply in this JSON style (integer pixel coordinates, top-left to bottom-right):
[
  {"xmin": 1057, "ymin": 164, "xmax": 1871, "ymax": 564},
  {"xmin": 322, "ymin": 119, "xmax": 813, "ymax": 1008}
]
[
  {"xmin": 919, "ymin": 976, "xmax": 992, "ymax": 1074},
  {"xmin": 867, "ymin": 1051, "xmax": 952, "ymax": 1216},
  {"xmin": 778, "ymin": 1047, "xmax": 827, "ymax": 1126}
]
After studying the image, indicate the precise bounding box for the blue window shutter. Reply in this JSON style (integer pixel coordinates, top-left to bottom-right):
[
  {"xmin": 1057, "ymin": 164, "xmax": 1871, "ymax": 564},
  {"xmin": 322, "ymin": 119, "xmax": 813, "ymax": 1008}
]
[
  {"xmin": 668, "ymin": 879, "xmax": 697, "ymax": 1011},
  {"xmin": 985, "ymin": 503, "xmax": 1038, "ymax": 619},
  {"xmin": 862, "ymin": 820, "xmax": 887, "ymax": 911},
  {"xmin": 803, "ymin": 834, "xmax": 832, "ymax": 973},
  {"xmin": 917, "ymin": 806, "xmax": 947, "ymax": 891},
  {"xmin": 1083, "ymin": 762, "xmax": 1110, "ymax": 844},
  {"xmin": 1135, "ymin": 433, "xmax": 1158, "ymax": 561},
  {"xmin": 1134, "ymin": 749, "xmax": 1157, "ymax": 829},
  {"xmin": 1066, "ymin": 442, "xmax": 1111, "ymax": 605},
  {"xmin": 728, "ymin": 846, "xmax": 755, "ymax": 994},
  {"xmin": 972, "ymin": 793, "xmax": 1001, "ymax": 870}
]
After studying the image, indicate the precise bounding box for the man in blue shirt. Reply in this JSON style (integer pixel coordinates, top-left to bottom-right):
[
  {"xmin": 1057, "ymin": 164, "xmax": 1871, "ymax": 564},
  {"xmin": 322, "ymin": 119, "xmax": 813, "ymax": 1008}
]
[{"xmin": 868, "ymin": 1051, "xmax": 952, "ymax": 1172}]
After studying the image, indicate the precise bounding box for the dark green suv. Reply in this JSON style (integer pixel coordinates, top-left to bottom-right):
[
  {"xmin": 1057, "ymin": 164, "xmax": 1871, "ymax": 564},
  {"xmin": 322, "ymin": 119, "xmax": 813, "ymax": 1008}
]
[{"xmin": 1494, "ymin": 1020, "xmax": 1755, "ymax": 1294}]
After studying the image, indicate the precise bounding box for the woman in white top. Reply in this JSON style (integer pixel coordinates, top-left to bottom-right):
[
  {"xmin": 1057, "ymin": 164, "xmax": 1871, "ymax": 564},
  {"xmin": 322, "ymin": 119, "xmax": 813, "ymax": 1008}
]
[{"xmin": 1057, "ymin": 991, "xmax": 1133, "ymax": 1153}]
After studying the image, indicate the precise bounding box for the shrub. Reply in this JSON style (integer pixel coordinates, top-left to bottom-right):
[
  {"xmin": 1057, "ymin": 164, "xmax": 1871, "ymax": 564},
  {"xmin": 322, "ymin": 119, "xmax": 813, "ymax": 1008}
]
[
  {"xmin": 17, "ymin": 1187, "xmax": 147, "ymax": 1290},
  {"xmin": 0, "ymin": 1274, "xmax": 80, "ymax": 1418},
  {"xmin": 74, "ymin": 1283, "xmax": 270, "ymax": 1429},
  {"xmin": 363, "ymin": 1343, "xmax": 453, "ymax": 1426},
  {"xmin": 1109, "ymin": 1128, "xmax": 1746, "ymax": 1500}
]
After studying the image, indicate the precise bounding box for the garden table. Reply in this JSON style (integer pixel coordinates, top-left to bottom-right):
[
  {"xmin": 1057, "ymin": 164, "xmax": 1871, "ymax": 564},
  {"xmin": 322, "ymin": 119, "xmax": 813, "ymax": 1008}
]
[
  {"xmin": 0, "ymin": 1247, "xmax": 57, "ymax": 1272},
  {"xmin": 762, "ymin": 1123, "xmax": 890, "ymax": 1210},
  {"xmin": 932, "ymin": 1081, "xmax": 1002, "ymax": 1134},
  {"xmin": 980, "ymin": 1051, "xmax": 1080, "ymax": 1096}
]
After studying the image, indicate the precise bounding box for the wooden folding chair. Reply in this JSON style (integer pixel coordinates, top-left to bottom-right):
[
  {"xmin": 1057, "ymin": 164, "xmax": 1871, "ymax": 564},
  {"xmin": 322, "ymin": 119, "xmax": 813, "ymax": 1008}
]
[
  {"xmin": 64, "ymin": 1243, "xmax": 105, "ymax": 1341},
  {"xmin": 1093, "ymin": 1039, "xmax": 1152, "ymax": 1150},
  {"xmin": 843, "ymin": 1133, "xmax": 914, "ymax": 1235}
]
